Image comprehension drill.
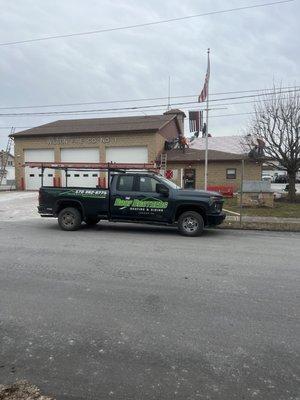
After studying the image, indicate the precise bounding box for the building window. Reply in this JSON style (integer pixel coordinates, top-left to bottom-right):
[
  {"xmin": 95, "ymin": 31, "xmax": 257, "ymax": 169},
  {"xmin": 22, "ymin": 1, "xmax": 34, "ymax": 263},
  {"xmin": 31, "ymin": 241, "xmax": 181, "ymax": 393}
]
[
  {"xmin": 226, "ymin": 168, "xmax": 236, "ymax": 179},
  {"xmin": 7, "ymin": 161, "xmax": 13, "ymax": 166},
  {"xmin": 83, "ymin": 174, "xmax": 89, "ymax": 177}
]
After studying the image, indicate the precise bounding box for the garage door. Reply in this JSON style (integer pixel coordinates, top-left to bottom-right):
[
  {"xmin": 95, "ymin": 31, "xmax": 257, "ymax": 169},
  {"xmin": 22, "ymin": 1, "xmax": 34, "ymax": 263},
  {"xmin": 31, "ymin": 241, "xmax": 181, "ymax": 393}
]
[
  {"xmin": 24, "ymin": 149, "xmax": 55, "ymax": 190},
  {"xmin": 106, "ymin": 146, "xmax": 148, "ymax": 163},
  {"xmin": 61, "ymin": 148, "xmax": 99, "ymax": 187}
]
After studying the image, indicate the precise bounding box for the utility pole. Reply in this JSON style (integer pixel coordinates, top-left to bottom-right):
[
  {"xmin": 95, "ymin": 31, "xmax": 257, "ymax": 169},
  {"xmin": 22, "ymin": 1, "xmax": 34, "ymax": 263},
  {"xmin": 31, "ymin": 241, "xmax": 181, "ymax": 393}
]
[
  {"xmin": 204, "ymin": 48, "xmax": 210, "ymax": 190},
  {"xmin": 239, "ymin": 158, "xmax": 245, "ymax": 227}
]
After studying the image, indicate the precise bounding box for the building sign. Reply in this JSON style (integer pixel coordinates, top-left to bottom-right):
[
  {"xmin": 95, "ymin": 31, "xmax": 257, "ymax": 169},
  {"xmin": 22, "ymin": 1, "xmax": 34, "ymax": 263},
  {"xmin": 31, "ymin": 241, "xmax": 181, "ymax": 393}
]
[{"xmin": 48, "ymin": 136, "xmax": 117, "ymax": 145}]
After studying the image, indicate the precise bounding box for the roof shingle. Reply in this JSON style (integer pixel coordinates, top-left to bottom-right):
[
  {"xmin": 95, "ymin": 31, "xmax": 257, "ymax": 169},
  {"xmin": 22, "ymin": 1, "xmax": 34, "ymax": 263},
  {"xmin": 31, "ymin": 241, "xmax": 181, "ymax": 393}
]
[
  {"xmin": 165, "ymin": 148, "xmax": 246, "ymax": 162},
  {"xmin": 11, "ymin": 114, "xmax": 175, "ymax": 137}
]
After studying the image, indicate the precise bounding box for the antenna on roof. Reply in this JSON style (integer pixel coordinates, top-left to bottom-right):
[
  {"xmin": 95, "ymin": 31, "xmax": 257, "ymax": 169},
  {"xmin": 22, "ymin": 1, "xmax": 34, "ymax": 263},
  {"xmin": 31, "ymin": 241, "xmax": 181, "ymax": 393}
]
[{"xmin": 167, "ymin": 76, "xmax": 171, "ymax": 110}]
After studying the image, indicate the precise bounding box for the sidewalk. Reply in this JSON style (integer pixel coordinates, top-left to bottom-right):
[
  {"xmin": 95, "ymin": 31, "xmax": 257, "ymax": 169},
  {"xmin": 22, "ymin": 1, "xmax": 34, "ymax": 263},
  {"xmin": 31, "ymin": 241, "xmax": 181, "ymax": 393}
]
[{"xmin": 221, "ymin": 215, "xmax": 300, "ymax": 232}]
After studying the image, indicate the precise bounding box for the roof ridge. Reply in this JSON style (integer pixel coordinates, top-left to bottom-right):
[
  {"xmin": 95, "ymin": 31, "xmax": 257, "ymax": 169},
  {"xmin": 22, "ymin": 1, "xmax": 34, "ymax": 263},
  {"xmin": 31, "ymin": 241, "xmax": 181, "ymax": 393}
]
[{"xmin": 11, "ymin": 114, "xmax": 175, "ymax": 137}]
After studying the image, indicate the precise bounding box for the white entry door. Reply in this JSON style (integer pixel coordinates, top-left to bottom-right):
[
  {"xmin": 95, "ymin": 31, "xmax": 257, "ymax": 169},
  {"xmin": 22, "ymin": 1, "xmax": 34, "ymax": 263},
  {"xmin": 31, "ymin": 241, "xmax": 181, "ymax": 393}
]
[
  {"xmin": 106, "ymin": 146, "xmax": 148, "ymax": 163},
  {"xmin": 61, "ymin": 148, "xmax": 99, "ymax": 187},
  {"xmin": 24, "ymin": 149, "xmax": 55, "ymax": 190}
]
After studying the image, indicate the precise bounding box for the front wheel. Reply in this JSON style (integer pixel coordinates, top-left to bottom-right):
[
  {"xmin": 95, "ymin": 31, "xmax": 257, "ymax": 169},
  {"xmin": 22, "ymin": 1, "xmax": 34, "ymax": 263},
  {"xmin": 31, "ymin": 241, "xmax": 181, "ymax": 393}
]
[
  {"xmin": 58, "ymin": 207, "xmax": 82, "ymax": 231},
  {"xmin": 85, "ymin": 216, "xmax": 100, "ymax": 226},
  {"xmin": 178, "ymin": 211, "xmax": 204, "ymax": 237}
]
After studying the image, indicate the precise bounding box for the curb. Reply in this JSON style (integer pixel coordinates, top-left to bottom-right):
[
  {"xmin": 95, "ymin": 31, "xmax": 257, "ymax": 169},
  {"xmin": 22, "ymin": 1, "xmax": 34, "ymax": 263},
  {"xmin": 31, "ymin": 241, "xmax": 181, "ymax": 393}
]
[{"xmin": 219, "ymin": 221, "xmax": 300, "ymax": 232}]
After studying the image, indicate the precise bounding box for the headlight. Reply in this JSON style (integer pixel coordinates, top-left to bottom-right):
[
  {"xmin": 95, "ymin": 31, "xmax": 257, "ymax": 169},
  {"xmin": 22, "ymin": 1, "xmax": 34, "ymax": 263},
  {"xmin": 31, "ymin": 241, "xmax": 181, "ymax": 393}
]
[
  {"xmin": 209, "ymin": 196, "xmax": 223, "ymax": 212},
  {"xmin": 214, "ymin": 203, "xmax": 222, "ymax": 212},
  {"xmin": 209, "ymin": 195, "xmax": 221, "ymax": 204}
]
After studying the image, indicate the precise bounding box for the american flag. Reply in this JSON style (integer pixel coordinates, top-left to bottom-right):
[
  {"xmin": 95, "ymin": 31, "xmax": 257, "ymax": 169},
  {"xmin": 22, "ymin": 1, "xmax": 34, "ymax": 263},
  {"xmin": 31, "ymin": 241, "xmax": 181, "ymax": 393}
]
[
  {"xmin": 189, "ymin": 111, "xmax": 203, "ymax": 133},
  {"xmin": 198, "ymin": 50, "xmax": 210, "ymax": 103},
  {"xmin": 189, "ymin": 111, "xmax": 199, "ymax": 132}
]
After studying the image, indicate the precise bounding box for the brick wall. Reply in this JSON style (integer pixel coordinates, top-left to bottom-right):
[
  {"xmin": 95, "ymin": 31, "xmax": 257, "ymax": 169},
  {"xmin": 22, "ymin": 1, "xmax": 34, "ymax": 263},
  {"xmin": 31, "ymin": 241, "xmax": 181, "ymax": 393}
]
[{"xmin": 167, "ymin": 160, "xmax": 262, "ymax": 190}]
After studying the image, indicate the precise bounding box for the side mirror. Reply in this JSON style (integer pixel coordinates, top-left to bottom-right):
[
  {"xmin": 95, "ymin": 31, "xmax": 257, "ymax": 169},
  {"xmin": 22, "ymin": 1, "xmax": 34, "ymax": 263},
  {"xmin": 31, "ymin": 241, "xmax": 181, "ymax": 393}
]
[{"xmin": 156, "ymin": 183, "xmax": 169, "ymax": 196}]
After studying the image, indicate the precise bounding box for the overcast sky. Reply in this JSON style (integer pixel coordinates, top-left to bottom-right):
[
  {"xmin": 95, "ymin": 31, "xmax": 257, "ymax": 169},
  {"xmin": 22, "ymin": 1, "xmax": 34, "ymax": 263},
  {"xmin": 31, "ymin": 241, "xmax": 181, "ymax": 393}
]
[{"xmin": 0, "ymin": 0, "xmax": 299, "ymax": 149}]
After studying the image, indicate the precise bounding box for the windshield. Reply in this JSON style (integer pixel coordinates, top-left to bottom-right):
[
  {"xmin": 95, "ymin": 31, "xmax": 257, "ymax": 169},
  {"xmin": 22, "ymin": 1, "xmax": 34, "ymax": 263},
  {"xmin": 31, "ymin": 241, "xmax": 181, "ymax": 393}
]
[{"xmin": 159, "ymin": 176, "xmax": 180, "ymax": 189}]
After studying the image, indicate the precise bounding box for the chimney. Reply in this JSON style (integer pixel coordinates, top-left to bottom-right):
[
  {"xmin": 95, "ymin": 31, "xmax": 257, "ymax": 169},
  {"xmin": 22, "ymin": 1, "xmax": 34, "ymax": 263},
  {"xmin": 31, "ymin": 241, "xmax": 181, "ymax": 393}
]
[{"xmin": 164, "ymin": 109, "xmax": 186, "ymax": 135}]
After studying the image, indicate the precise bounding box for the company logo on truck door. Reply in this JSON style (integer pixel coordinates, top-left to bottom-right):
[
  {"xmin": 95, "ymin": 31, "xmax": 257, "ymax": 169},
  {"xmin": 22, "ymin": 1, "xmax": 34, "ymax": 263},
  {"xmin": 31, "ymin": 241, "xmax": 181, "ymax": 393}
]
[{"xmin": 114, "ymin": 197, "xmax": 168, "ymax": 210}]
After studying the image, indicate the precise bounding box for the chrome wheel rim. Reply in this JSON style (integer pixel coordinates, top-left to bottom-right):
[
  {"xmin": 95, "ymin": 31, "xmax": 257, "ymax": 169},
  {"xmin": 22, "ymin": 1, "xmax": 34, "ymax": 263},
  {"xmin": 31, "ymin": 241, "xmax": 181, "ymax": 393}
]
[
  {"xmin": 62, "ymin": 212, "xmax": 75, "ymax": 227},
  {"xmin": 182, "ymin": 216, "xmax": 198, "ymax": 233}
]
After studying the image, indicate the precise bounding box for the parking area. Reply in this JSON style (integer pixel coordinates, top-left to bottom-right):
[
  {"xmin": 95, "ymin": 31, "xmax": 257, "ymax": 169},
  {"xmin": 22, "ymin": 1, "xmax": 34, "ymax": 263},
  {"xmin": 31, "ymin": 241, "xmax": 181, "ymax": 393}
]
[
  {"xmin": 0, "ymin": 192, "xmax": 39, "ymax": 221},
  {"xmin": 0, "ymin": 192, "xmax": 299, "ymax": 400},
  {"xmin": 271, "ymin": 183, "xmax": 300, "ymax": 193}
]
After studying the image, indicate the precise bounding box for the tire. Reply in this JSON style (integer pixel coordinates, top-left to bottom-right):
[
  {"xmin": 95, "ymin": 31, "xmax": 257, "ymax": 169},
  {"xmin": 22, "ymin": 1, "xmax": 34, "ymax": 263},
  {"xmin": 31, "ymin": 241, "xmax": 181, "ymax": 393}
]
[
  {"xmin": 178, "ymin": 211, "xmax": 204, "ymax": 237},
  {"xmin": 58, "ymin": 207, "xmax": 82, "ymax": 231},
  {"xmin": 85, "ymin": 216, "xmax": 100, "ymax": 226}
]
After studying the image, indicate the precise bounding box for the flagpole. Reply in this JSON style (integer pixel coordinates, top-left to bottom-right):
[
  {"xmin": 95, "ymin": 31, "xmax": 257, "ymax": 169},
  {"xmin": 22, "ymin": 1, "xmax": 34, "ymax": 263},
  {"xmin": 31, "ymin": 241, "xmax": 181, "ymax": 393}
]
[{"xmin": 204, "ymin": 48, "xmax": 210, "ymax": 191}]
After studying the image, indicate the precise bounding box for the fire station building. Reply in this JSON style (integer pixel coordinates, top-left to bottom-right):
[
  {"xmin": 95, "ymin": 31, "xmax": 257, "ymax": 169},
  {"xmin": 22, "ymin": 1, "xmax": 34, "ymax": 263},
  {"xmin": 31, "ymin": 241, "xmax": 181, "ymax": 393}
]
[
  {"xmin": 12, "ymin": 110, "xmax": 184, "ymax": 190},
  {"xmin": 11, "ymin": 109, "xmax": 262, "ymax": 191}
]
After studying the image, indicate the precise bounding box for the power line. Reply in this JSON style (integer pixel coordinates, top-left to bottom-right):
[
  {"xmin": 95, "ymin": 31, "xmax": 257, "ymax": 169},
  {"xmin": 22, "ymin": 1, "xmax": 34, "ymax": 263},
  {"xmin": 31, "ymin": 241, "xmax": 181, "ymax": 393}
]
[
  {"xmin": 0, "ymin": 111, "xmax": 255, "ymax": 135},
  {"xmin": 0, "ymin": 88, "xmax": 298, "ymax": 117},
  {"xmin": 210, "ymin": 112, "xmax": 253, "ymax": 118},
  {"xmin": 0, "ymin": 111, "xmax": 259, "ymax": 134},
  {"xmin": 0, "ymin": 0, "xmax": 294, "ymax": 47},
  {"xmin": 0, "ymin": 85, "xmax": 298, "ymax": 110}
]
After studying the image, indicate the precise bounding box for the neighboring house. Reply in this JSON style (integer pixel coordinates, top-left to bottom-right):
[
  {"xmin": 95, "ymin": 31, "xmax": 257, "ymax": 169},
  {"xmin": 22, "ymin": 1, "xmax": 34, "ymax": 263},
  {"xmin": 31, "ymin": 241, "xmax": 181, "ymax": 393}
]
[{"xmin": 0, "ymin": 151, "xmax": 15, "ymax": 186}]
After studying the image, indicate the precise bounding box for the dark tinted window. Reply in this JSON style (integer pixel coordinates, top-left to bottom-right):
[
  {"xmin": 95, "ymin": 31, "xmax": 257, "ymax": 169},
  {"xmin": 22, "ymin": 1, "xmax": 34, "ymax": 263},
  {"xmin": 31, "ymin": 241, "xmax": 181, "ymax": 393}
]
[
  {"xmin": 117, "ymin": 175, "xmax": 134, "ymax": 191},
  {"xmin": 138, "ymin": 176, "xmax": 158, "ymax": 192}
]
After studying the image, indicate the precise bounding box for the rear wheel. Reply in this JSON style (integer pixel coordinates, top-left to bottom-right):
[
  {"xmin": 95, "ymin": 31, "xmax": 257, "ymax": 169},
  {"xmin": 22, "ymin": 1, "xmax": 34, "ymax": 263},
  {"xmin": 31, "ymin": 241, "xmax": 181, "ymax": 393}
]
[
  {"xmin": 85, "ymin": 216, "xmax": 100, "ymax": 226},
  {"xmin": 178, "ymin": 211, "xmax": 204, "ymax": 237},
  {"xmin": 58, "ymin": 207, "xmax": 82, "ymax": 231}
]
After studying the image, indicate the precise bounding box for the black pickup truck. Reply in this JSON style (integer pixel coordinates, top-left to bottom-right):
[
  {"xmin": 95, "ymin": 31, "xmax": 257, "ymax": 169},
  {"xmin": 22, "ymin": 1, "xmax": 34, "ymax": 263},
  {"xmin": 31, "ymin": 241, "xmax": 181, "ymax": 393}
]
[{"xmin": 38, "ymin": 172, "xmax": 225, "ymax": 236}]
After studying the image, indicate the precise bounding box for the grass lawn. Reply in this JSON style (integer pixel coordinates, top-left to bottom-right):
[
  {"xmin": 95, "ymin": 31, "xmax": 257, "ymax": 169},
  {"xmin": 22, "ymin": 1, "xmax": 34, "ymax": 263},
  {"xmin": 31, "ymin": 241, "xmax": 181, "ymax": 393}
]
[{"xmin": 224, "ymin": 196, "xmax": 300, "ymax": 218}]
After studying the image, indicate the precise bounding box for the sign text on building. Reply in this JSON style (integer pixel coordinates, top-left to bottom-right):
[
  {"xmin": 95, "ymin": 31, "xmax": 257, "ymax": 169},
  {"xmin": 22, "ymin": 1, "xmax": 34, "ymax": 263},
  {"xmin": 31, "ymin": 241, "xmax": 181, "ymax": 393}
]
[{"xmin": 48, "ymin": 137, "xmax": 117, "ymax": 145}]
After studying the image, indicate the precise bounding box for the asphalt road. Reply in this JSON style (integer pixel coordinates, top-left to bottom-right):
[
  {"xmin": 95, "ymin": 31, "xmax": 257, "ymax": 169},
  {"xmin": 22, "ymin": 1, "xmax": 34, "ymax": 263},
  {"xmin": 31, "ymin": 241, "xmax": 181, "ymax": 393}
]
[{"xmin": 0, "ymin": 197, "xmax": 299, "ymax": 399}]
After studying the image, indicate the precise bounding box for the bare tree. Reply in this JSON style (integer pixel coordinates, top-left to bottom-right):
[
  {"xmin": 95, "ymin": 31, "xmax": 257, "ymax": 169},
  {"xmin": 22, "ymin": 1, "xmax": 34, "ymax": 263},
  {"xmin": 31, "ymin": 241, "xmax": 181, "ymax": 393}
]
[{"xmin": 244, "ymin": 86, "xmax": 300, "ymax": 202}]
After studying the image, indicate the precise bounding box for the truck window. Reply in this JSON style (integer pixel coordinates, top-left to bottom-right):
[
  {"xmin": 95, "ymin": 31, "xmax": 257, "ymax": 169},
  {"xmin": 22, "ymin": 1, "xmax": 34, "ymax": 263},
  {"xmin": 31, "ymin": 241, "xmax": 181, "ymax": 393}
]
[
  {"xmin": 138, "ymin": 176, "xmax": 158, "ymax": 192},
  {"xmin": 117, "ymin": 175, "xmax": 134, "ymax": 191}
]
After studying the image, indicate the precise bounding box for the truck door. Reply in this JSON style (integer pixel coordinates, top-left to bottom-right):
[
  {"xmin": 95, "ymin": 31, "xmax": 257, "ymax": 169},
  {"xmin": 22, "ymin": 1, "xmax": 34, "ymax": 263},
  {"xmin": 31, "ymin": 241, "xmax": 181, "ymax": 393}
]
[
  {"xmin": 110, "ymin": 175, "xmax": 172, "ymax": 222},
  {"xmin": 127, "ymin": 175, "xmax": 172, "ymax": 222},
  {"xmin": 110, "ymin": 174, "xmax": 139, "ymax": 220},
  {"xmin": 133, "ymin": 175, "xmax": 172, "ymax": 221}
]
